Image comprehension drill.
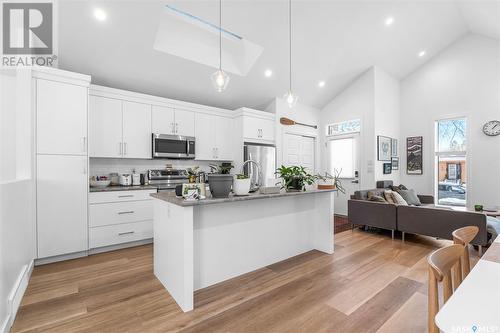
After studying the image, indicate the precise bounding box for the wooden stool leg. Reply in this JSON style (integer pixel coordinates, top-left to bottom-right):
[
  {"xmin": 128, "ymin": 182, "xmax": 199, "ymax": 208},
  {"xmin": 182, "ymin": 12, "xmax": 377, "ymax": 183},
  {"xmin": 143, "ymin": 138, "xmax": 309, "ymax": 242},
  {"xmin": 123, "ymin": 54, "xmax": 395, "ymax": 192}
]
[{"xmin": 428, "ymin": 267, "xmax": 439, "ymax": 333}]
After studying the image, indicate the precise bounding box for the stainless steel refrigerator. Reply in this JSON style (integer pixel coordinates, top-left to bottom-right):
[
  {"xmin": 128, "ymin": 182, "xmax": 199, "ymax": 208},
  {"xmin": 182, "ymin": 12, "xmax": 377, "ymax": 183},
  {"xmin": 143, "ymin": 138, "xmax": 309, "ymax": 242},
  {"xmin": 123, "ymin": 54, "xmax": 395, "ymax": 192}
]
[{"xmin": 243, "ymin": 143, "xmax": 276, "ymax": 191}]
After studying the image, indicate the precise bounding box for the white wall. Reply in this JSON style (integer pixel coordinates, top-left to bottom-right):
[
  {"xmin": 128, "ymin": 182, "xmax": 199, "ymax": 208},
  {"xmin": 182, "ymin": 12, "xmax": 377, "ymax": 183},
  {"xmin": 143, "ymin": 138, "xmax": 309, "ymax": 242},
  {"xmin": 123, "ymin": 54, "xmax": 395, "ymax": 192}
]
[
  {"xmin": 400, "ymin": 34, "xmax": 500, "ymax": 208},
  {"xmin": 0, "ymin": 70, "xmax": 36, "ymax": 332},
  {"xmin": 271, "ymin": 98, "xmax": 321, "ymax": 173},
  {"xmin": 374, "ymin": 67, "xmax": 401, "ymax": 183}
]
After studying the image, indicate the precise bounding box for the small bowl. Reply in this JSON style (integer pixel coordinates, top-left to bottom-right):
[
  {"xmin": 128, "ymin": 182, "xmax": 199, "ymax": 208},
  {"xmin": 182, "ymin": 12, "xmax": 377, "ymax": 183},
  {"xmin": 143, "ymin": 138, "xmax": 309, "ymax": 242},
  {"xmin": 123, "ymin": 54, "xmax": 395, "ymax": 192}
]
[{"xmin": 90, "ymin": 180, "xmax": 111, "ymax": 188}]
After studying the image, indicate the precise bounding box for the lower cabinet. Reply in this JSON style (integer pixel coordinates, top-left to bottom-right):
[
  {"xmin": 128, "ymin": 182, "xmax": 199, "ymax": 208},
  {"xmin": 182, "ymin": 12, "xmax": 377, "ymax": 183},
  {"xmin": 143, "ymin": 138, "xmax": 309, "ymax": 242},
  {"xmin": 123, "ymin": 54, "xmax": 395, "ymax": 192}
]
[
  {"xmin": 37, "ymin": 154, "xmax": 88, "ymax": 258},
  {"xmin": 88, "ymin": 190, "xmax": 155, "ymax": 249}
]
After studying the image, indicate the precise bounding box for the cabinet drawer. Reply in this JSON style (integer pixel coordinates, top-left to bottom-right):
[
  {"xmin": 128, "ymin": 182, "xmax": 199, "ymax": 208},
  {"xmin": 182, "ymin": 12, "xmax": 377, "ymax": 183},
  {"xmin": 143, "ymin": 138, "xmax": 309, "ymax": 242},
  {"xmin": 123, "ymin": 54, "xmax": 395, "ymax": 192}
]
[
  {"xmin": 89, "ymin": 200, "xmax": 153, "ymax": 227},
  {"xmin": 89, "ymin": 190, "xmax": 156, "ymax": 204},
  {"xmin": 89, "ymin": 220, "xmax": 153, "ymax": 249}
]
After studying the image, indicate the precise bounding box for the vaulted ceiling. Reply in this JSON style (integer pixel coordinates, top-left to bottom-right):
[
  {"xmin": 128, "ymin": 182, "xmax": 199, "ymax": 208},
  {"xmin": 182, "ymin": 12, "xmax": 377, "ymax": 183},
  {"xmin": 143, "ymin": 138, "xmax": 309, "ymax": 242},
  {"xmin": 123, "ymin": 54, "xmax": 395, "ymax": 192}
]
[{"xmin": 58, "ymin": 1, "xmax": 500, "ymax": 110}]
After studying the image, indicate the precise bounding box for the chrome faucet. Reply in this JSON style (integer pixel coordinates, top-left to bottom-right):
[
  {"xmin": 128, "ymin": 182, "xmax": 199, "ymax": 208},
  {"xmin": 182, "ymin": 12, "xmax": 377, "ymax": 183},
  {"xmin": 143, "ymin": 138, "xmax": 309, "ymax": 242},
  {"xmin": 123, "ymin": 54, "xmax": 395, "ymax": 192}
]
[{"xmin": 241, "ymin": 160, "xmax": 262, "ymax": 192}]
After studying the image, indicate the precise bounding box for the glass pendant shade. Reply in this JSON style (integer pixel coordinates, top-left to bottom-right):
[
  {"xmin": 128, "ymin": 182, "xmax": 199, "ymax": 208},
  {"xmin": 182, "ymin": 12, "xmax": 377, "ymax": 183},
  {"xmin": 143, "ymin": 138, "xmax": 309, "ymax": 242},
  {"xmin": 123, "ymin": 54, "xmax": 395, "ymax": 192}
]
[
  {"xmin": 211, "ymin": 69, "xmax": 230, "ymax": 92},
  {"xmin": 284, "ymin": 91, "xmax": 298, "ymax": 108}
]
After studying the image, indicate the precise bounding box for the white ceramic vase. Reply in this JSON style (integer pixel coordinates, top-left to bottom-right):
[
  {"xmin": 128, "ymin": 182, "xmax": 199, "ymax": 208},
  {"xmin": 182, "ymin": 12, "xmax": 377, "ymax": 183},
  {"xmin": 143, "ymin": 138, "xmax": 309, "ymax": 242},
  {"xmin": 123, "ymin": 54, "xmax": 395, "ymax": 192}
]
[{"xmin": 233, "ymin": 178, "xmax": 251, "ymax": 196}]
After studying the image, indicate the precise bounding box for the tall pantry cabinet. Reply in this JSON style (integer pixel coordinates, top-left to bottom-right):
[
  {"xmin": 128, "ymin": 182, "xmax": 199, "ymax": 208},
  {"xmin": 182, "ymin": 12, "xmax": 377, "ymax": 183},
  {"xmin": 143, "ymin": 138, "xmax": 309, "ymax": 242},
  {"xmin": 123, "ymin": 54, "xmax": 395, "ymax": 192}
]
[{"xmin": 33, "ymin": 68, "xmax": 91, "ymax": 260}]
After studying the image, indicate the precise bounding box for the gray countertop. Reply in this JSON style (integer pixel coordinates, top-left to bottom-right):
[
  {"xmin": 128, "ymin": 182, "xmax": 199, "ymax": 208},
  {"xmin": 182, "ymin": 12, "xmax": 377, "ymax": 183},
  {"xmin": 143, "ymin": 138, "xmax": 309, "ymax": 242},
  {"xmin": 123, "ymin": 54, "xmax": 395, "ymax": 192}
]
[
  {"xmin": 150, "ymin": 188, "xmax": 336, "ymax": 207},
  {"xmin": 89, "ymin": 185, "xmax": 157, "ymax": 193}
]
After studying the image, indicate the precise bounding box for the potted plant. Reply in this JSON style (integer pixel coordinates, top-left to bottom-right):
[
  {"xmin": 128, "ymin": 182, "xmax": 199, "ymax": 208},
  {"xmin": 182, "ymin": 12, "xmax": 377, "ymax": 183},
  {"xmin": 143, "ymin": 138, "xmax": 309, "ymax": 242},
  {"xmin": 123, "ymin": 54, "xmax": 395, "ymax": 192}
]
[
  {"xmin": 186, "ymin": 166, "xmax": 200, "ymax": 183},
  {"xmin": 275, "ymin": 165, "xmax": 317, "ymax": 192},
  {"xmin": 208, "ymin": 163, "xmax": 234, "ymax": 198},
  {"xmin": 233, "ymin": 174, "xmax": 251, "ymax": 196},
  {"xmin": 316, "ymin": 169, "xmax": 346, "ymax": 194}
]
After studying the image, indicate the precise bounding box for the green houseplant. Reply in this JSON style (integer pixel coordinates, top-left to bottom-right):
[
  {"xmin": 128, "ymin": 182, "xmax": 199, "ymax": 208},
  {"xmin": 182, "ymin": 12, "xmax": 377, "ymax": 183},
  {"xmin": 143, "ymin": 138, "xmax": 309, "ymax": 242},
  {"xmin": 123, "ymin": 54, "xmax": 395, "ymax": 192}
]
[
  {"xmin": 233, "ymin": 174, "xmax": 251, "ymax": 196},
  {"xmin": 316, "ymin": 169, "xmax": 346, "ymax": 194},
  {"xmin": 275, "ymin": 165, "xmax": 317, "ymax": 192},
  {"xmin": 186, "ymin": 166, "xmax": 200, "ymax": 183}
]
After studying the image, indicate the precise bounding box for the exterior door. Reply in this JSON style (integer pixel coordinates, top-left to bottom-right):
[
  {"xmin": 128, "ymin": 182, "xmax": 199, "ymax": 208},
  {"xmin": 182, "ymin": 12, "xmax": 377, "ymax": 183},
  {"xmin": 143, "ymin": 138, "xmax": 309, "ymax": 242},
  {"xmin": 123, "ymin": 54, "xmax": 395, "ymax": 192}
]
[
  {"xmin": 36, "ymin": 79, "xmax": 88, "ymax": 155},
  {"xmin": 89, "ymin": 96, "xmax": 123, "ymax": 158},
  {"xmin": 122, "ymin": 101, "xmax": 152, "ymax": 159},
  {"xmin": 283, "ymin": 133, "xmax": 316, "ymax": 173},
  {"xmin": 327, "ymin": 135, "xmax": 360, "ymax": 216},
  {"xmin": 37, "ymin": 154, "xmax": 88, "ymax": 258}
]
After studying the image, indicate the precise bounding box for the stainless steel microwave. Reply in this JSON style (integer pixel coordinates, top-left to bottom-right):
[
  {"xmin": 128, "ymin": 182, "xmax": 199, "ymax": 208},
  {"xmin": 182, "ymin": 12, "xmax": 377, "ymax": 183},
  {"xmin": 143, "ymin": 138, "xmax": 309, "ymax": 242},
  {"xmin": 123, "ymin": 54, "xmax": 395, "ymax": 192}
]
[{"xmin": 152, "ymin": 134, "xmax": 195, "ymax": 159}]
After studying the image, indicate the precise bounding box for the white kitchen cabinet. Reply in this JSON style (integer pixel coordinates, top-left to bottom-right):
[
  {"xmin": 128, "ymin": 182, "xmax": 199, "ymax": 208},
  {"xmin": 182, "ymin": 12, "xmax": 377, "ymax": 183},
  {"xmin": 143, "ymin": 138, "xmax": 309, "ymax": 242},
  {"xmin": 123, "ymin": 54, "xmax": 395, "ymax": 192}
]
[
  {"xmin": 152, "ymin": 105, "xmax": 175, "ymax": 134},
  {"xmin": 152, "ymin": 106, "xmax": 194, "ymax": 137},
  {"xmin": 37, "ymin": 79, "xmax": 88, "ymax": 155},
  {"xmin": 37, "ymin": 154, "xmax": 88, "ymax": 258},
  {"xmin": 122, "ymin": 101, "xmax": 152, "ymax": 159},
  {"xmin": 194, "ymin": 112, "xmax": 216, "ymax": 160},
  {"xmin": 243, "ymin": 116, "xmax": 275, "ymax": 142},
  {"xmin": 194, "ymin": 113, "xmax": 233, "ymax": 161},
  {"xmin": 89, "ymin": 96, "xmax": 123, "ymax": 158},
  {"xmin": 215, "ymin": 116, "xmax": 233, "ymax": 160}
]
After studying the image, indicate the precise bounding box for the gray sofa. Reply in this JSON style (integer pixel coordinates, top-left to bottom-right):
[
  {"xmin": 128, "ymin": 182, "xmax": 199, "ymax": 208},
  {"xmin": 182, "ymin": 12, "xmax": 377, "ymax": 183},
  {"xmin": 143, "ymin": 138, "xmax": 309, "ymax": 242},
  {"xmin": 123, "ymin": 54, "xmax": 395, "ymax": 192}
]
[{"xmin": 347, "ymin": 182, "xmax": 488, "ymax": 249}]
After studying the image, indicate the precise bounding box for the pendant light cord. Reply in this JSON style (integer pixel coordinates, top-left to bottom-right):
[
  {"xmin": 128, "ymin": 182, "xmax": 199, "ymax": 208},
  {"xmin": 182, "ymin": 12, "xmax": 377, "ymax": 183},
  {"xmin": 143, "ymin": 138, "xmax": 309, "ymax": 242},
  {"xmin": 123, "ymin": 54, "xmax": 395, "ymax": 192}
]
[
  {"xmin": 219, "ymin": 0, "xmax": 222, "ymax": 71},
  {"xmin": 289, "ymin": 0, "xmax": 292, "ymax": 92}
]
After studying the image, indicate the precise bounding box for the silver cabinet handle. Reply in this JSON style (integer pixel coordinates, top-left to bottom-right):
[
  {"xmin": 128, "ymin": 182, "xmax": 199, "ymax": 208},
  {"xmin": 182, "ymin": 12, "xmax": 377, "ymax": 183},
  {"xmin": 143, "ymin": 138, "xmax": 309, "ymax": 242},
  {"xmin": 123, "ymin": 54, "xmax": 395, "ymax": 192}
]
[
  {"xmin": 118, "ymin": 211, "xmax": 134, "ymax": 215},
  {"xmin": 118, "ymin": 231, "xmax": 135, "ymax": 236},
  {"xmin": 171, "ymin": 122, "xmax": 175, "ymax": 134},
  {"xmin": 123, "ymin": 142, "xmax": 127, "ymax": 155},
  {"xmin": 118, "ymin": 195, "xmax": 134, "ymax": 198},
  {"xmin": 119, "ymin": 142, "xmax": 122, "ymax": 155},
  {"xmin": 83, "ymin": 161, "xmax": 86, "ymax": 174},
  {"xmin": 82, "ymin": 137, "xmax": 87, "ymax": 153},
  {"xmin": 175, "ymin": 123, "xmax": 178, "ymax": 134}
]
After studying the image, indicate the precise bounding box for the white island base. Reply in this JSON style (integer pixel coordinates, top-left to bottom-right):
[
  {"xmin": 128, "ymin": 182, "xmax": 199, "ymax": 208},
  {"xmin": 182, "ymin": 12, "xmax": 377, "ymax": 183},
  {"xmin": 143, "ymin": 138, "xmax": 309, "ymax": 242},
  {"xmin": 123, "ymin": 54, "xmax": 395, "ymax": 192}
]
[{"xmin": 152, "ymin": 190, "xmax": 334, "ymax": 312}]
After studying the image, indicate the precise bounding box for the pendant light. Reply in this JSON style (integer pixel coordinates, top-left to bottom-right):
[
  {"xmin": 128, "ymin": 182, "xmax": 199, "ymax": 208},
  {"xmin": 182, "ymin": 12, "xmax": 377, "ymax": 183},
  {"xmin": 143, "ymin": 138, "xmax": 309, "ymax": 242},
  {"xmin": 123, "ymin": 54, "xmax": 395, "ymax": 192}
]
[
  {"xmin": 283, "ymin": 0, "xmax": 297, "ymax": 107},
  {"xmin": 211, "ymin": 0, "xmax": 230, "ymax": 92}
]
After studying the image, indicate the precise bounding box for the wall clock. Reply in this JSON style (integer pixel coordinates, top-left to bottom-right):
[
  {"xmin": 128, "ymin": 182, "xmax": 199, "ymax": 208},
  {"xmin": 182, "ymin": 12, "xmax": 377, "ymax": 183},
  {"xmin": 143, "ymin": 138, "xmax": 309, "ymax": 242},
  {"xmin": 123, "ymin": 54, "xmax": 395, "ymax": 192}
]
[{"xmin": 483, "ymin": 120, "xmax": 500, "ymax": 136}]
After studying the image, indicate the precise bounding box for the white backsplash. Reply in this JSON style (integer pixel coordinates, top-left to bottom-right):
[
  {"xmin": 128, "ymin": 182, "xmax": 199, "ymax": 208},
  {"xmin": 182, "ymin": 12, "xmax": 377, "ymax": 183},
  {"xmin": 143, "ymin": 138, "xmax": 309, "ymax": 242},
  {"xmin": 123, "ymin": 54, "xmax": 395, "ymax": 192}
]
[{"xmin": 89, "ymin": 158, "xmax": 217, "ymax": 176}]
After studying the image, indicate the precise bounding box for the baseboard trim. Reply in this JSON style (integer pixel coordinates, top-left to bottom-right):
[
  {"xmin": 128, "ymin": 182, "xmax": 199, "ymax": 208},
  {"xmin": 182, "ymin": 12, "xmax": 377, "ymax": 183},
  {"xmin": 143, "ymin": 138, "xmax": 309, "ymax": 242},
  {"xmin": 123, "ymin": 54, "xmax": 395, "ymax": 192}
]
[
  {"xmin": 35, "ymin": 251, "xmax": 88, "ymax": 266},
  {"xmin": 4, "ymin": 259, "xmax": 34, "ymax": 331},
  {"xmin": 88, "ymin": 238, "xmax": 153, "ymax": 255}
]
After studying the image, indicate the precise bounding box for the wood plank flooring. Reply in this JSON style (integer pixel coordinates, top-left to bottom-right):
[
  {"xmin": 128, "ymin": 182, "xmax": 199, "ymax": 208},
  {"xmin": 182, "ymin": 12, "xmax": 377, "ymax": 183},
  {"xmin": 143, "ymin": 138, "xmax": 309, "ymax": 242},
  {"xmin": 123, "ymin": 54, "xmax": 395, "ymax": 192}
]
[{"xmin": 12, "ymin": 229, "xmax": 480, "ymax": 333}]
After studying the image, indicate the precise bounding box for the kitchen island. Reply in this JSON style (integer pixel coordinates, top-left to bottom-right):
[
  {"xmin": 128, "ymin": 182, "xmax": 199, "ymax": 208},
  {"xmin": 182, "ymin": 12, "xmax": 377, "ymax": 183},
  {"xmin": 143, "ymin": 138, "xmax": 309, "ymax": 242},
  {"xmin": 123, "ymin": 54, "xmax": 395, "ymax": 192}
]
[{"xmin": 151, "ymin": 189, "xmax": 335, "ymax": 312}]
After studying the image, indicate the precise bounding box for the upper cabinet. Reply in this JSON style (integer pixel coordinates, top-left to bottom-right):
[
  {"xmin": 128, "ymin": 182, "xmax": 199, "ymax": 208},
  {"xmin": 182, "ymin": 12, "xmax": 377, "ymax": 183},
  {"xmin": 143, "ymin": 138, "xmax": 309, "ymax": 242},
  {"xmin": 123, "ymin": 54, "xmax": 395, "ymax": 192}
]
[
  {"xmin": 36, "ymin": 79, "xmax": 88, "ymax": 155},
  {"xmin": 152, "ymin": 106, "xmax": 194, "ymax": 137},
  {"xmin": 194, "ymin": 113, "xmax": 233, "ymax": 161},
  {"xmin": 234, "ymin": 108, "xmax": 275, "ymax": 144},
  {"xmin": 89, "ymin": 96, "xmax": 152, "ymax": 159}
]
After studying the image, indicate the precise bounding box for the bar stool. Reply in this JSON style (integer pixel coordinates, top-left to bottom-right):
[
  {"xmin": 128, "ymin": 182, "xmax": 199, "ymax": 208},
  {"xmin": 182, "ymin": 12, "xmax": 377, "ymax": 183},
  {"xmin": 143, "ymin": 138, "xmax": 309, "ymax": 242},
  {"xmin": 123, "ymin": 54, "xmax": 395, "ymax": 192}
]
[
  {"xmin": 427, "ymin": 244, "xmax": 464, "ymax": 333},
  {"xmin": 452, "ymin": 226, "xmax": 479, "ymax": 279}
]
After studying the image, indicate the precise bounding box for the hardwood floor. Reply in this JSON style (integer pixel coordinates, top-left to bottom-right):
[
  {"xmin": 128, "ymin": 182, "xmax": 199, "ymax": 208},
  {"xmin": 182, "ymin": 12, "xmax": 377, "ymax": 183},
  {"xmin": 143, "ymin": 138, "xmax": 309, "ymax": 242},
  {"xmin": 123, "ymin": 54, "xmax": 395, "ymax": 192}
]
[{"xmin": 12, "ymin": 229, "xmax": 480, "ymax": 333}]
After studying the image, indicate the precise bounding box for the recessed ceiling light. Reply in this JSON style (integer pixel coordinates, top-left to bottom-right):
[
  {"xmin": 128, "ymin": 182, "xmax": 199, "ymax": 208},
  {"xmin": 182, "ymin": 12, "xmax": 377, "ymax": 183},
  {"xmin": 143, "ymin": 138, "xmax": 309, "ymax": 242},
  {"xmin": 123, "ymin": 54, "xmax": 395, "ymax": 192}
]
[
  {"xmin": 418, "ymin": 50, "xmax": 426, "ymax": 57},
  {"xmin": 385, "ymin": 17, "xmax": 394, "ymax": 26},
  {"xmin": 94, "ymin": 8, "xmax": 107, "ymax": 21},
  {"xmin": 318, "ymin": 81, "xmax": 326, "ymax": 88},
  {"xmin": 264, "ymin": 69, "xmax": 273, "ymax": 78}
]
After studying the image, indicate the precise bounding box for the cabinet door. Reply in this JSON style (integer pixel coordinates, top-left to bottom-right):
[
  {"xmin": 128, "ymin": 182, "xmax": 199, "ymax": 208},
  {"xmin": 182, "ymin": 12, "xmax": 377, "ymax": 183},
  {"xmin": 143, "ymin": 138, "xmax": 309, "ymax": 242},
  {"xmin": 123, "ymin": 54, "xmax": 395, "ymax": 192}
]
[
  {"xmin": 122, "ymin": 101, "xmax": 152, "ymax": 159},
  {"xmin": 37, "ymin": 154, "xmax": 88, "ymax": 258},
  {"xmin": 152, "ymin": 105, "xmax": 175, "ymax": 134},
  {"xmin": 194, "ymin": 112, "xmax": 215, "ymax": 160},
  {"xmin": 89, "ymin": 96, "xmax": 123, "ymax": 158},
  {"xmin": 215, "ymin": 116, "xmax": 233, "ymax": 161},
  {"xmin": 37, "ymin": 79, "xmax": 88, "ymax": 155},
  {"xmin": 174, "ymin": 109, "xmax": 195, "ymax": 137},
  {"xmin": 243, "ymin": 116, "xmax": 261, "ymax": 141},
  {"xmin": 259, "ymin": 118, "xmax": 275, "ymax": 141}
]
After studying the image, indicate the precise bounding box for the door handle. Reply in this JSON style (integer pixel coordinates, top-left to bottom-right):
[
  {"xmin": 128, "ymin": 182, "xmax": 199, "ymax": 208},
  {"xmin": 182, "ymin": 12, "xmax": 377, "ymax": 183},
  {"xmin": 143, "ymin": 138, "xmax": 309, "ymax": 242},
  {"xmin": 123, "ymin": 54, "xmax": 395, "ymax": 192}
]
[
  {"xmin": 351, "ymin": 180, "xmax": 359, "ymax": 184},
  {"xmin": 82, "ymin": 137, "xmax": 87, "ymax": 153},
  {"xmin": 171, "ymin": 122, "xmax": 175, "ymax": 134},
  {"xmin": 175, "ymin": 123, "xmax": 179, "ymax": 134},
  {"xmin": 118, "ymin": 211, "xmax": 135, "ymax": 215},
  {"xmin": 118, "ymin": 195, "xmax": 134, "ymax": 198},
  {"xmin": 118, "ymin": 231, "xmax": 135, "ymax": 236},
  {"xmin": 119, "ymin": 142, "xmax": 122, "ymax": 156},
  {"xmin": 123, "ymin": 142, "xmax": 127, "ymax": 155}
]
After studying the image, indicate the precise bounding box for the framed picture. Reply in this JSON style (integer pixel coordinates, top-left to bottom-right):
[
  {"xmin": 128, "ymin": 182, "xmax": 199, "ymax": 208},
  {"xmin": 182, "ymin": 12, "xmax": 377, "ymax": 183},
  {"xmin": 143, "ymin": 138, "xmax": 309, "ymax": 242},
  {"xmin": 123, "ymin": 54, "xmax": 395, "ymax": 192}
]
[
  {"xmin": 391, "ymin": 138, "xmax": 398, "ymax": 157},
  {"xmin": 383, "ymin": 163, "xmax": 392, "ymax": 174},
  {"xmin": 407, "ymin": 136, "xmax": 423, "ymax": 175},
  {"xmin": 182, "ymin": 183, "xmax": 204, "ymax": 200},
  {"xmin": 391, "ymin": 157, "xmax": 399, "ymax": 170},
  {"xmin": 377, "ymin": 136, "xmax": 392, "ymax": 161}
]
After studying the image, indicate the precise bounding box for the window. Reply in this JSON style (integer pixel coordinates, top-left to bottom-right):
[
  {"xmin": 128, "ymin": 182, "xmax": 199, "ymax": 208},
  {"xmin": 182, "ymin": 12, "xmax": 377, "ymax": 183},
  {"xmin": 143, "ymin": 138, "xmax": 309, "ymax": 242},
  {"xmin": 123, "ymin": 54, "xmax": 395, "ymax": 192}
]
[
  {"xmin": 435, "ymin": 118, "xmax": 467, "ymax": 207},
  {"xmin": 326, "ymin": 119, "xmax": 361, "ymax": 136},
  {"xmin": 328, "ymin": 137, "xmax": 356, "ymax": 178}
]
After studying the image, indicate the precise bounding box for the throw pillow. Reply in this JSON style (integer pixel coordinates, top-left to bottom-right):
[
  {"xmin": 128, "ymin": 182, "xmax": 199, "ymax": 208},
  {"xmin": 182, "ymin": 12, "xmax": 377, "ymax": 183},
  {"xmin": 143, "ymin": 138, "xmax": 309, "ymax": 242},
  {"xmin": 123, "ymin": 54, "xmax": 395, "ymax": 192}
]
[
  {"xmin": 368, "ymin": 195, "xmax": 387, "ymax": 203},
  {"xmin": 397, "ymin": 189, "xmax": 421, "ymax": 206},
  {"xmin": 390, "ymin": 184, "xmax": 408, "ymax": 191},
  {"xmin": 384, "ymin": 190, "xmax": 396, "ymax": 204},
  {"xmin": 391, "ymin": 191, "xmax": 408, "ymax": 205}
]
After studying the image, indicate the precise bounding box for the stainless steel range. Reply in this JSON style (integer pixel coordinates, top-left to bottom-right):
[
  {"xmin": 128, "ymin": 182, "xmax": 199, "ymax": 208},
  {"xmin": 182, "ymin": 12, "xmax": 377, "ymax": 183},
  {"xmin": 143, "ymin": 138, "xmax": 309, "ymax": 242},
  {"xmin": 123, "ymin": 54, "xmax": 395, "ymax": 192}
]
[{"xmin": 148, "ymin": 169, "xmax": 188, "ymax": 192}]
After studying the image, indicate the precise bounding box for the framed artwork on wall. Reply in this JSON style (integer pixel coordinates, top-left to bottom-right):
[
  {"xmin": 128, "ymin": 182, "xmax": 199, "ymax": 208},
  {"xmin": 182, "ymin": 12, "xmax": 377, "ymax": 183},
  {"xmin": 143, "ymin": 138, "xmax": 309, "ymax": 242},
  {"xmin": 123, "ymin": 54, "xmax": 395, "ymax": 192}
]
[
  {"xmin": 391, "ymin": 139, "xmax": 398, "ymax": 157},
  {"xmin": 407, "ymin": 136, "xmax": 423, "ymax": 174},
  {"xmin": 377, "ymin": 136, "xmax": 392, "ymax": 161},
  {"xmin": 383, "ymin": 163, "xmax": 392, "ymax": 174},
  {"xmin": 391, "ymin": 157, "xmax": 399, "ymax": 170}
]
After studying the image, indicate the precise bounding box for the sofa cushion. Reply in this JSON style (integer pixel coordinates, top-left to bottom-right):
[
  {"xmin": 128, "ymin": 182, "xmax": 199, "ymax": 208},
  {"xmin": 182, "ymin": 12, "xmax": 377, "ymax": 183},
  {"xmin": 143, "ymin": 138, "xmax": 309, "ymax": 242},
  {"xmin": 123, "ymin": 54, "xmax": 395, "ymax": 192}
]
[
  {"xmin": 369, "ymin": 195, "xmax": 387, "ymax": 203},
  {"xmin": 392, "ymin": 191, "xmax": 408, "ymax": 205},
  {"xmin": 390, "ymin": 184, "xmax": 408, "ymax": 191},
  {"xmin": 384, "ymin": 190, "xmax": 396, "ymax": 204},
  {"xmin": 353, "ymin": 189, "xmax": 385, "ymax": 200},
  {"xmin": 397, "ymin": 189, "xmax": 421, "ymax": 206}
]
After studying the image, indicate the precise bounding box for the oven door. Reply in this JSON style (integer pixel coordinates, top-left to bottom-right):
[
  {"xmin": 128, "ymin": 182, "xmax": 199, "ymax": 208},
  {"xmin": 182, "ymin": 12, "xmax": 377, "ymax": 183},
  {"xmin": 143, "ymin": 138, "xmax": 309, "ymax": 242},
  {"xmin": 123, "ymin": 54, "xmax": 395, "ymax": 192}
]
[{"xmin": 152, "ymin": 134, "xmax": 196, "ymax": 159}]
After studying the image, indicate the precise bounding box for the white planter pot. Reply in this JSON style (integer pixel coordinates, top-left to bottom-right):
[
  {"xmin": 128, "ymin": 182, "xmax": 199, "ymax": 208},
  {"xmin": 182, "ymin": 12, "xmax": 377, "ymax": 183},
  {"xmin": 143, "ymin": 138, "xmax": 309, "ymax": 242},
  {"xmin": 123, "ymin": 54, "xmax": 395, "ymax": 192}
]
[{"xmin": 233, "ymin": 178, "xmax": 251, "ymax": 196}]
